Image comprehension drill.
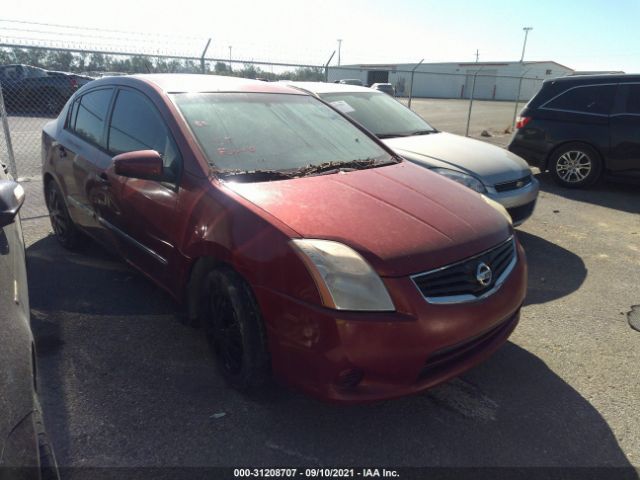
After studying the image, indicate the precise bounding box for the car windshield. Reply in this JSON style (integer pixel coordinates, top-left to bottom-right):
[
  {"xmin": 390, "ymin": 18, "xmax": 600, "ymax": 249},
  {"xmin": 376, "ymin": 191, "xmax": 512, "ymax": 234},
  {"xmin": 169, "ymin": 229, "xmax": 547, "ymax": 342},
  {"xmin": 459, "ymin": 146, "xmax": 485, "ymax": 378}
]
[
  {"xmin": 172, "ymin": 92, "xmax": 393, "ymax": 176},
  {"xmin": 318, "ymin": 91, "xmax": 436, "ymax": 138}
]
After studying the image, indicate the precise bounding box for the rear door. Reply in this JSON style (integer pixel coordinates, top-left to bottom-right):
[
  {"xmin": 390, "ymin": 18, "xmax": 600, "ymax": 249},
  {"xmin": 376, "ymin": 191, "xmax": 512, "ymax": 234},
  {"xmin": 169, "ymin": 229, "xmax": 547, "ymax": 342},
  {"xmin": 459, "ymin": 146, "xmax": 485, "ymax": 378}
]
[
  {"xmin": 609, "ymin": 83, "xmax": 640, "ymax": 174},
  {"xmin": 55, "ymin": 87, "xmax": 118, "ymax": 249}
]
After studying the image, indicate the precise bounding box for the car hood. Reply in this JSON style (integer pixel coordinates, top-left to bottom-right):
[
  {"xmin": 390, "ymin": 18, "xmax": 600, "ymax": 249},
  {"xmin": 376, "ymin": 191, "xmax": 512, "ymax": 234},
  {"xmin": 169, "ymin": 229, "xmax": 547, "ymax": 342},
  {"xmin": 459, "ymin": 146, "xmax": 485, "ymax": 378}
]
[
  {"xmin": 383, "ymin": 132, "xmax": 532, "ymax": 187},
  {"xmin": 225, "ymin": 161, "xmax": 511, "ymax": 277}
]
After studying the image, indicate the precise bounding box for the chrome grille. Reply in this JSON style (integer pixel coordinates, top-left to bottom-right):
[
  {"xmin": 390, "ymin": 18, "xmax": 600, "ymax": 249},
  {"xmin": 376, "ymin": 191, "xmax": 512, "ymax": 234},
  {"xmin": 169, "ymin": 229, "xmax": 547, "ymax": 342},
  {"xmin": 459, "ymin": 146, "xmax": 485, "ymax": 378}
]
[
  {"xmin": 411, "ymin": 237, "xmax": 517, "ymax": 304},
  {"xmin": 494, "ymin": 175, "xmax": 532, "ymax": 192}
]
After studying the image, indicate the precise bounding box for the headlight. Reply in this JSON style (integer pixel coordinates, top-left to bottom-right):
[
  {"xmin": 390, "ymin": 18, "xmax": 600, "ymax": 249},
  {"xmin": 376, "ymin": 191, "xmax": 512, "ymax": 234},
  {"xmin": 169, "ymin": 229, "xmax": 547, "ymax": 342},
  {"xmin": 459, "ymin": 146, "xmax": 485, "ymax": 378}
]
[
  {"xmin": 481, "ymin": 194, "xmax": 513, "ymax": 226},
  {"xmin": 431, "ymin": 167, "xmax": 487, "ymax": 193},
  {"xmin": 292, "ymin": 239, "xmax": 395, "ymax": 312}
]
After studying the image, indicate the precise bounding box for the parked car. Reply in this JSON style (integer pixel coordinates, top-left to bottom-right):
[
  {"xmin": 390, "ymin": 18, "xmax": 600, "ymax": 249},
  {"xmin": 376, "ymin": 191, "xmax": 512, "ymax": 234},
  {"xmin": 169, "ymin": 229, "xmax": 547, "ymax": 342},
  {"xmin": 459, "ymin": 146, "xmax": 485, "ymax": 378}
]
[
  {"xmin": 334, "ymin": 78, "xmax": 364, "ymax": 86},
  {"xmin": 0, "ymin": 165, "xmax": 58, "ymax": 478},
  {"xmin": 509, "ymin": 74, "xmax": 640, "ymax": 188},
  {"xmin": 370, "ymin": 82, "xmax": 395, "ymax": 96},
  {"xmin": 0, "ymin": 64, "xmax": 93, "ymax": 115},
  {"xmin": 285, "ymin": 82, "xmax": 539, "ymax": 226},
  {"xmin": 42, "ymin": 74, "xmax": 526, "ymax": 403}
]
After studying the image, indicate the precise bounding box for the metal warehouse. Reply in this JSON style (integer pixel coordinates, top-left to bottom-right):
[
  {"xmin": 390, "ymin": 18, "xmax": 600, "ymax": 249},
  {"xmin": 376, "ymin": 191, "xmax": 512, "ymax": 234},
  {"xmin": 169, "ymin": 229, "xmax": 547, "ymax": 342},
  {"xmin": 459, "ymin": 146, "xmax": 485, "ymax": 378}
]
[{"xmin": 327, "ymin": 61, "xmax": 574, "ymax": 101}]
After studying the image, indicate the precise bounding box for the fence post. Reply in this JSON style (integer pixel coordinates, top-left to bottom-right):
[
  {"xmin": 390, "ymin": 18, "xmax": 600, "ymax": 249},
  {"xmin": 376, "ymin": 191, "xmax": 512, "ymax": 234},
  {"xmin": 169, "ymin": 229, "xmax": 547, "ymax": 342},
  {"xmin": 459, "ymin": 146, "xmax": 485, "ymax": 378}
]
[
  {"xmin": 407, "ymin": 59, "xmax": 424, "ymax": 109},
  {"xmin": 324, "ymin": 50, "xmax": 336, "ymax": 82},
  {"xmin": 0, "ymin": 84, "xmax": 18, "ymax": 179},
  {"xmin": 465, "ymin": 69, "xmax": 481, "ymax": 137},
  {"xmin": 512, "ymin": 71, "xmax": 529, "ymax": 129},
  {"xmin": 200, "ymin": 38, "xmax": 211, "ymax": 74}
]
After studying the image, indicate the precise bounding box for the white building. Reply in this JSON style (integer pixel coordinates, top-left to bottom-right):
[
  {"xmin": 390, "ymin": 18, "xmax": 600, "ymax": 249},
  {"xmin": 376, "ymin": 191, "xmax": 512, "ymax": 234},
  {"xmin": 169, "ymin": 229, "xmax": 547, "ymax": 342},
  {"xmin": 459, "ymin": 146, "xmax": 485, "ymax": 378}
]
[{"xmin": 327, "ymin": 61, "xmax": 574, "ymax": 101}]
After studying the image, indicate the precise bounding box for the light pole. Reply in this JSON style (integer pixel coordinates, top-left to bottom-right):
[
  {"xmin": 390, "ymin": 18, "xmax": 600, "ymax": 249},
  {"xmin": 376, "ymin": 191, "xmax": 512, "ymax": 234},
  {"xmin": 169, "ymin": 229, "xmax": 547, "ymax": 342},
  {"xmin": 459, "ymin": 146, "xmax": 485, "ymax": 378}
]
[
  {"xmin": 520, "ymin": 27, "xmax": 533, "ymax": 63},
  {"xmin": 337, "ymin": 39, "xmax": 342, "ymax": 66}
]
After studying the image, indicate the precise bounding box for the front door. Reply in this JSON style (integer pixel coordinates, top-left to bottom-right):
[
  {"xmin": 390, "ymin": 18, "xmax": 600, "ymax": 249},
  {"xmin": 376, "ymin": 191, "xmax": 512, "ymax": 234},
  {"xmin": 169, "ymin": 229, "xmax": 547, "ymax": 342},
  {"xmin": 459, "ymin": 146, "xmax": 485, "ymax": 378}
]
[
  {"xmin": 610, "ymin": 83, "xmax": 640, "ymax": 174},
  {"xmin": 98, "ymin": 87, "xmax": 183, "ymax": 289}
]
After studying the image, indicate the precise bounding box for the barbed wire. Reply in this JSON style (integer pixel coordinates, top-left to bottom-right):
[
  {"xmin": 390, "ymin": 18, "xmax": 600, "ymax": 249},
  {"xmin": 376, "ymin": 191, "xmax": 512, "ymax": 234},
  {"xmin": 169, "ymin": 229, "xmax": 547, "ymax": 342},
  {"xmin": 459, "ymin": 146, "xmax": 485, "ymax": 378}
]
[{"xmin": 0, "ymin": 19, "xmax": 333, "ymax": 66}]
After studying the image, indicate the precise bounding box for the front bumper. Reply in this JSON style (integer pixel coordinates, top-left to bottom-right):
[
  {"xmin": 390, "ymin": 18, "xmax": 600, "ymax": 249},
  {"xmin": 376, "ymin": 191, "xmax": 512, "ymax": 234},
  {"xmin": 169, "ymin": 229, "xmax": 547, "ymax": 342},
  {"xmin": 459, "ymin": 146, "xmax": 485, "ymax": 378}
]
[
  {"xmin": 253, "ymin": 242, "xmax": 527, "ymax": 403},
  {"xmin": 508, "ymin": 138, "xmax": 549, "ymax": 169},
  {"xmin": 486, "ymin": 176, "xmax": 539, "ymax": 226}
]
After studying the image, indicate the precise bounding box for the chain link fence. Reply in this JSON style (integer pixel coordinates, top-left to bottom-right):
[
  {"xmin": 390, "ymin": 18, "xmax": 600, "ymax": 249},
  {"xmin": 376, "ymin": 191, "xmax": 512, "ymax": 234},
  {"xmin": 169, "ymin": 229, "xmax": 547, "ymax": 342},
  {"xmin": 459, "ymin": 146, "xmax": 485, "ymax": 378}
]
[
  {"xmin": 0, "ymin": 43, "xmax": 331, "ymax": 219},
  {"xmin": 0, "ymin": 38, "xmax": 548, "ymax": 221},
  {"xmin": 0, "ymin": 45, "xmax": 329, "ymax": 183}
]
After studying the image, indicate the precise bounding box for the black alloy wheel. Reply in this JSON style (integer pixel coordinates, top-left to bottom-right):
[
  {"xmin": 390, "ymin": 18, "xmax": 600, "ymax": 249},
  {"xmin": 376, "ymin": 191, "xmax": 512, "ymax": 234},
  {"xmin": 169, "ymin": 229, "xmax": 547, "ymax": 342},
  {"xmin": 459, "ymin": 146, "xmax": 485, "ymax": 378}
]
[
  {"xmin": 201, "ymin": 267, "xmax": 270, "ymax": 391},
  {"xmin": 45, "ymin": 181, "xmax": 86, "ymax": 250}
]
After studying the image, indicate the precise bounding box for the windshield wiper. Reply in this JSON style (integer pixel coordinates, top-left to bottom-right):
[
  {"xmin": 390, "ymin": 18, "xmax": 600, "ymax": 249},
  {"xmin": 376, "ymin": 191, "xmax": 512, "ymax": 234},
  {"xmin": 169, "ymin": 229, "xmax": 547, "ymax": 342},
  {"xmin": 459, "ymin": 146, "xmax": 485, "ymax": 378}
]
[
  {"xmin": 216, "ymin": 169, "xmax": 295, "ymax": 182},
  {"xmin": 293, "ymin": 157, "xmax": 399, "ymax": 177},
  {"xmin": 377, "ymin": 130, "xmax": 436, "ymax": 139},
  {"xmin": 409, "ymin": 129, "xmax": 437, "ymax": 136}
]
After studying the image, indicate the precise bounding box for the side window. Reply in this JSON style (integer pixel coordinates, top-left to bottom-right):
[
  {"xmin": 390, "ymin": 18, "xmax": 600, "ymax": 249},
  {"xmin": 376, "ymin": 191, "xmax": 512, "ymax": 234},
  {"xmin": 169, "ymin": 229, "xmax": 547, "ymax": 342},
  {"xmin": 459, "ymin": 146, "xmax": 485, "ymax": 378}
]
[
  {"xmin": 67, "ymin": 98, "xmax": 80, "ymax": 131},
  {"xmin": 624, "ymin": 84, "xmax": 640, "ymax": 114},
  {"xmin": 73, "ymin": 89, "xmax": 113, "ymax": 147},
  {"xmin": 108, "ymin": 89, "xmax": 181, "ymax": 183},
  {"xmin": 545, "ymin": 85, "xmax": 616, "ymax": 115}
]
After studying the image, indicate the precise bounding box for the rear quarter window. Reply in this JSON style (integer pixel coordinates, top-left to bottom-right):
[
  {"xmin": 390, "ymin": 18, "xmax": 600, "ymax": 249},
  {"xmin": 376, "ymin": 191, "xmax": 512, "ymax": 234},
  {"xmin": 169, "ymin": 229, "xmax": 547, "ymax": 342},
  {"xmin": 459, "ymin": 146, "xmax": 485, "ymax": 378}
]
[{"xmin": 543, "ymin": 84, "xmax": 616, "ymax": 115}]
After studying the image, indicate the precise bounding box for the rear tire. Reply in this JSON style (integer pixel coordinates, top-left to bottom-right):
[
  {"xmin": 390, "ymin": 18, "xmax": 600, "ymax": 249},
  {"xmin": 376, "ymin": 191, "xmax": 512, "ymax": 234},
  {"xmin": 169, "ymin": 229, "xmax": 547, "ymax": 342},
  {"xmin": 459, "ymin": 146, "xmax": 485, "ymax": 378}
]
[
  {"xmin": 45, "ymin": 181, "xmax": 87, "ymax": 250},
  {"xmin": 200, "ymin": 266, "xmax": 270, "ymax": 391},
  {"xmin": 549, "ymin": 143, "xmax": 602, "ymax": 188}
]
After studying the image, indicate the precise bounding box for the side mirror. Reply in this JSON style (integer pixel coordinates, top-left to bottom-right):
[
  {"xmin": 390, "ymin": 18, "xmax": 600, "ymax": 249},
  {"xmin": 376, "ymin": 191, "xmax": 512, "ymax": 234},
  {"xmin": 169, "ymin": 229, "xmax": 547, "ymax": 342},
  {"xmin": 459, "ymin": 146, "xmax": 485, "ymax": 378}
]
[
  {"xmin": 0, "ymin": 180, "xmax": 26, "ymax": 228},
  {"xmin": 113, "ymin": 150, "xmax": 163, "ymax": 181}
]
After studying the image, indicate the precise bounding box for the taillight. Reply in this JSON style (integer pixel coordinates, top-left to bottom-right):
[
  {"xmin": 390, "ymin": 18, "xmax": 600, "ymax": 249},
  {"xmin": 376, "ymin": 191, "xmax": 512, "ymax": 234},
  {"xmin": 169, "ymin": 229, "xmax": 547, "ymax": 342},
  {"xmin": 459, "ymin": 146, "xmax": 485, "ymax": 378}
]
[
  {"xmin": 516, "ymin": 116, "xmax": 531, "ymax": 129},
  {"xmin": 70, "ymin": 77, "xmax": 78, "ymax": 89}
]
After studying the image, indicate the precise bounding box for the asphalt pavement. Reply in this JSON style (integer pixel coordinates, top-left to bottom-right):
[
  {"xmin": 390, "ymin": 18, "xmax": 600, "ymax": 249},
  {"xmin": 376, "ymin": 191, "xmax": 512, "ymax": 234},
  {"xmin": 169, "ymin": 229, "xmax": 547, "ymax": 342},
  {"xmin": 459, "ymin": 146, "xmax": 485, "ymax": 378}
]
[
  {"xmin": 18, "ymin": 173, "xmax": 639, "ymax": 474},
  {"xmin": 6, "ymin": 100, "xmax": 640, "ymax": 475}
]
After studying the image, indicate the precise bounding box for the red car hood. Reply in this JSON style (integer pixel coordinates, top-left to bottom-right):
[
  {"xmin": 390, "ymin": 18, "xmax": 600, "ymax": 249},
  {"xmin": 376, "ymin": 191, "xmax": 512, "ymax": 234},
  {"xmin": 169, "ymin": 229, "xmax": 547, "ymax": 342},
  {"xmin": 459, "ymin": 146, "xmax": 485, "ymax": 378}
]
[{"xmin": 225, "ymin": 161, "xmax": 511, "ymax": 277}]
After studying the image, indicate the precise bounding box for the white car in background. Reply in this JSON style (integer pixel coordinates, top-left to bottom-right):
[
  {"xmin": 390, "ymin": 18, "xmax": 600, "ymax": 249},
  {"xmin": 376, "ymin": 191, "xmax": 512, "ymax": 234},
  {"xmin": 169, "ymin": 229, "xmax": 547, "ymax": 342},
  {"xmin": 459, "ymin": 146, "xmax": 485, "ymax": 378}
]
[{"xmin": 285, "ymin": 81, "xmax": 539, "ymax": 226}]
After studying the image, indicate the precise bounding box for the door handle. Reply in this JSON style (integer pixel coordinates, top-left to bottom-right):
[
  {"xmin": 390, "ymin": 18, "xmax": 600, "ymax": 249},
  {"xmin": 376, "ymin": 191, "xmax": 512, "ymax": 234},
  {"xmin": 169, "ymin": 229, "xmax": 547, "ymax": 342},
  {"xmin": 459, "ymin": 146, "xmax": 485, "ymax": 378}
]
[
  {"xmin": 59, "ymin": 146, "xmax": 67, "ymax": 158},
  {"xmin": 97, "ymin": 172, "xmax": 111, "ymax": 186}
]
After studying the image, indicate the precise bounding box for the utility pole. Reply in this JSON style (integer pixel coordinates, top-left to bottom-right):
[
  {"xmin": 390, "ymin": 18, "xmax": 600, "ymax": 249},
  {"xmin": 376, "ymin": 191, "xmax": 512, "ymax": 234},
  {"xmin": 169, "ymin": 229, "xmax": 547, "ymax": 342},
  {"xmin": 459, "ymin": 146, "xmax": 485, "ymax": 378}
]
[
  {"xmin": 475, "ymin": 49, "xmax": 479, "ymax": 63},
  {"xmin": 520, "ymin": 27, "xmax": 533, "ymax": 62},
  {"xmin": 337, "ymin": 39, "xmax": 342, "ymax": 66}
]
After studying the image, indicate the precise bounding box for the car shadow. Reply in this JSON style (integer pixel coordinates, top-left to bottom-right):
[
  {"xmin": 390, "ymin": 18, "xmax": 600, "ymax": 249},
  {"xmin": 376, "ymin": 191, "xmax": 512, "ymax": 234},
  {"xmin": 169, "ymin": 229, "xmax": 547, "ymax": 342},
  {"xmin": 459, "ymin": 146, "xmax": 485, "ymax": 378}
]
[
  {"xmin": 26, "ymin": 235, "xmax": 637, "ymax": 475},
  {"xmin": 516, "ymin": 231, "xmax": 587, "ymax": 306},
  {"xmin": 536, "ymin": 172, "xmax": 639, "ymax": 214}
]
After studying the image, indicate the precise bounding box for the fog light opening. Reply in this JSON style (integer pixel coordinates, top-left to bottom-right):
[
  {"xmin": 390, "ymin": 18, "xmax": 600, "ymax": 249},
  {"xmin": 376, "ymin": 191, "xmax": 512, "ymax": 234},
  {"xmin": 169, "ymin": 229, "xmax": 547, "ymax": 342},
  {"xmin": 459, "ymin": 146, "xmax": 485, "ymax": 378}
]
[{"xmin": 335, "ymin": 368, "xmax": 364, "ymax": 390}]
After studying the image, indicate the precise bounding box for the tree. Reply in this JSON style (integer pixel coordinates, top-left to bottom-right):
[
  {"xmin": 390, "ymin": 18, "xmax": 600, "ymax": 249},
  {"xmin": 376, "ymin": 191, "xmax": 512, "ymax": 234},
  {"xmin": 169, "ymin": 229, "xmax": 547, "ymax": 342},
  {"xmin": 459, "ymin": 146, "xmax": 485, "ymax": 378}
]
[
  {"xmin": 45, "ymin": 51, "xmax": 74, "ymax": 72},
  {"xmin": 214, "ymin": 61, "xmax": 229, "ymax": 74},
  {"xmin": 87, "ymin": 53, "xmax": 108, "ymax": 72}
]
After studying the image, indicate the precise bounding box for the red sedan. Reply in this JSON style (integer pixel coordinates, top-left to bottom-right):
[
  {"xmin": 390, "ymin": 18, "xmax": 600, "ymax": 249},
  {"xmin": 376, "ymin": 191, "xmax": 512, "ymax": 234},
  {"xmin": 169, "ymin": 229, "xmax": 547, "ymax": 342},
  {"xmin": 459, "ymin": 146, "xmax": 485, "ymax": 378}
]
[{"xmin": 42, "ymin": 74, "xmax": 526, "ymax": 403}]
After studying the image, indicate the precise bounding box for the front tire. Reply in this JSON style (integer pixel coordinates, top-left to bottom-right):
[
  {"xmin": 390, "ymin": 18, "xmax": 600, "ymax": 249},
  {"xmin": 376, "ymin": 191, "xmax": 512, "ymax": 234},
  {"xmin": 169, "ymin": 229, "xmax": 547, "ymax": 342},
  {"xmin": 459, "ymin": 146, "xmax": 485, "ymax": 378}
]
[
  {"xmin": 549, "ymin": 143, "xmax": 602, "ymax": 188},
  {"xmin": 201, "ymin": 267, "xmax": 270, "ymax": 391},
  {"xmin": 45, "ymin": 181, "xmax": 87, "ymax": 250}
]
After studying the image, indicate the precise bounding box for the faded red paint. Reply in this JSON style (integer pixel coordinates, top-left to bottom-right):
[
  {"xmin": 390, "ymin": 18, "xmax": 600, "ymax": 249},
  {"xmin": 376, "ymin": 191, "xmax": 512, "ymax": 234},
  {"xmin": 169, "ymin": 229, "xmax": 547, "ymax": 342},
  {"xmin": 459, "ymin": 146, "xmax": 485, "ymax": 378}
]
[{"xmin": 42, "ymin": 74, "xmax": 527, "ymax": 403}]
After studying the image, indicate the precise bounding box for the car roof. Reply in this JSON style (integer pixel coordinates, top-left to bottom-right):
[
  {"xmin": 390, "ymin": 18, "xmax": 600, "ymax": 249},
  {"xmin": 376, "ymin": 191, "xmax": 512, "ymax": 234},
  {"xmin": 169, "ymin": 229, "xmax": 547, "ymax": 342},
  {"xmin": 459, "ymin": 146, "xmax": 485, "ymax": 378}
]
[
  {"xmin": 282, "ymin": 81, "xmax": 379, "ymax": 95},
  {"xmin": 91, "ymin": 74, "xmax": 306, "ymax": 95},
  {"xmin": 544, "ymin": 73, "xmax": 640, "ymax": 85}
]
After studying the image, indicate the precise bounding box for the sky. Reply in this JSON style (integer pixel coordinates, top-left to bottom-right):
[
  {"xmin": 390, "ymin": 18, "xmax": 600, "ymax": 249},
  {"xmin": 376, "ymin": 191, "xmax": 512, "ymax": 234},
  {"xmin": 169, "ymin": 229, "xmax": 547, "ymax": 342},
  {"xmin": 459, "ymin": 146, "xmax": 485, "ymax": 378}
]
[{"xmin": 1, "ymin": 0, "xmax": 639, "ymax": 72}]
